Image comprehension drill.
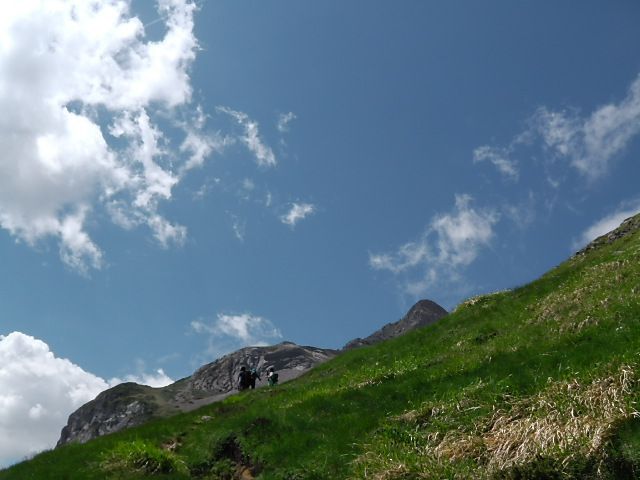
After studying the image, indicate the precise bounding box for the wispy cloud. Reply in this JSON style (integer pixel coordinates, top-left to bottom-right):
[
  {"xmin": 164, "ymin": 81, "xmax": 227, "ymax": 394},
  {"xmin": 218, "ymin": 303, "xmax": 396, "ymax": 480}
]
[
  {"xmin": 277, "ymin": 112, "xmax": 297, "ymax": 133},
  {"xmin": 217, "ymin": 106, "xmax": 277, "ymax": 167},
  {"xmin": 229, "ymin": 214, "xmax": 246, "ymax": 242},
  {"xmin": 473, "ymin": 145, "xmax": 519, "ymax": 180},
  {"xmin": 474, "ymin": 74, "xmax": 640, "ymax": 183},
  {"xmin": 280, "ymin": 203, "xmax": 316, "ymax": 227},
  {"xmin": 533, "ymin": 75, "xmax": 640, "ymax": 179},
  {"xmin": 191, "ymin": 313, "xmax": 283, "ymax": 360},
  {"xmin": 370, "ymin": 194, "xmax": 499, "ymax": 297}
]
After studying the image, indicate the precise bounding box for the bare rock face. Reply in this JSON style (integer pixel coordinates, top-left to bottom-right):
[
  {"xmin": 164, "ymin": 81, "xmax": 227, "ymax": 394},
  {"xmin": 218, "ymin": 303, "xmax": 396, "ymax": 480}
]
[
  {"xmin": 189, "ymin": 342, "xmax": 335, "ymax": 393},
  {"xmin": 56, "ymin": 343, "xmax": 337, "ymax": 447},
  {"xmin": 57, "ymin": 383, "xmax": 156, "ymax": 447},
  {"xmin": 343, "ymin": 299, "xmax": 447, "ymax": 350}
]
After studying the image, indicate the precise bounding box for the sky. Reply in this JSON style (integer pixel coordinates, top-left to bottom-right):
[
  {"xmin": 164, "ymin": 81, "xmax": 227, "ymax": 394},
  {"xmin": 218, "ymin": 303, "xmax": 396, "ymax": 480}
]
[{"xmin": 1, "ymin": 0, "xmax": 640, "ymax": 466}]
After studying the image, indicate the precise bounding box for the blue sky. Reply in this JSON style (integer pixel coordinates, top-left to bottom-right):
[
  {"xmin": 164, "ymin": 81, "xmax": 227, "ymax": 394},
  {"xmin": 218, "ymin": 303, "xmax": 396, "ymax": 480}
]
[{"xmin": 1, "ymin": 0, "xmax": 640, "ymax": 464}]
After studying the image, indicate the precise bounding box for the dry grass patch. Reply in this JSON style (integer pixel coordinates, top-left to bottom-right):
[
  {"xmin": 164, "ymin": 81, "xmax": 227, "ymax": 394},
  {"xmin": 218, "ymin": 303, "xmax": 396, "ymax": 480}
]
[
  {"xmin": 437, "ymin": 364, "xmax": 638, "ymax": 473},
  {"xmin": 354, "ymin": 365, "xmax": 639, "ymax": 479}
]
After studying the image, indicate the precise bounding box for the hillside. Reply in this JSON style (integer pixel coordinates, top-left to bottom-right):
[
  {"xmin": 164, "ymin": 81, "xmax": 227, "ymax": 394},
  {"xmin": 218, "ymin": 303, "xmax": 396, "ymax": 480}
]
[{"xmin": 2, "ymin": 213, "xmax": 640, "ymax": 479}]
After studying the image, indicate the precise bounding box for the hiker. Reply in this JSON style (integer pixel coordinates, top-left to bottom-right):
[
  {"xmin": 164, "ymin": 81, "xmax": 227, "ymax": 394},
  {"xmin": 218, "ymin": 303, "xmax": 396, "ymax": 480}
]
[
  {"xmin": 267, "ymin": 366, "xmax": 279, "ymax": 386},
  {"xmin": 249, "ymin": 368, "xmax": 261, "ymax": 389},
  {"xmin": 238, "ymin": 366, "xmax": 251, "ymax": 391}
]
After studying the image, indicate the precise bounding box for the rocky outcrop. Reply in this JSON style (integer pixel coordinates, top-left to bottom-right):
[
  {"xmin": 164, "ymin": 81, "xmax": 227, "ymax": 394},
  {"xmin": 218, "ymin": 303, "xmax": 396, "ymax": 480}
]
[
  {"xmin": 57, "ymin": 342, "xmax": 337, "ymax": 447},
  {"xmin": 343, "ymin": 299, "xmax": 447, "ymax": 349},
  {"xmin": 575, "ymin": 213, "xmax": 640, "ymax": 256},
  {"xmin": 57, "ymin": 383, "xmax": 156, "ymax": 447}
]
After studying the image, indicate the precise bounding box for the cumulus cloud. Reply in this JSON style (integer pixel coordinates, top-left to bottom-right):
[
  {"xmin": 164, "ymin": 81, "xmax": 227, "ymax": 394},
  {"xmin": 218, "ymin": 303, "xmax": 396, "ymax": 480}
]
[
  {"xmin": 217, "ymin": 106, "xmax": 277, "ymax": 167},
  {"xmin": 0, "ymin": 0, "xmax": 214, "ymax": 273},
  {"xmin": 474, "ymin": 74, "xmax": 640, "ymax": 183},
  {"xmin": 191, "ymin": 313, "xmax": 283, "ymax": 359},
  {"xmin": 280, "ymin": 203, "xmax": 316, "ymax": 227},
  {"xmin": 0, "ymin": 331, "xmax": 172, "ymax": 467},
  {"xmin": 573, "ymin": 200, "xmax": 640, "ymax": 250},
  {"xmin": 369, "ymin": 195, "xmax": 499, "ymax": 296},
  {"xmin": 0, "ymin": 332, "xmax": 107, "ymax": 465}
]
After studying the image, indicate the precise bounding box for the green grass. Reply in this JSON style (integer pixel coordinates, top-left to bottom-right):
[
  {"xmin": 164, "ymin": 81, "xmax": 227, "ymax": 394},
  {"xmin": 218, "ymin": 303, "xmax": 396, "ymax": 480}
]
[{"xmin": 3, "ymin": 216, "xmax": 640, "ymax": 479}]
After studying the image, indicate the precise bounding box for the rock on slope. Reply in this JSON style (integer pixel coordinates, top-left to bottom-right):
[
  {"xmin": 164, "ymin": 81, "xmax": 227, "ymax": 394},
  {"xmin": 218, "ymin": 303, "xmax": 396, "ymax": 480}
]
[{"xmin": 343, "ymin": 299, "xmax": 448, "ymax": 349}]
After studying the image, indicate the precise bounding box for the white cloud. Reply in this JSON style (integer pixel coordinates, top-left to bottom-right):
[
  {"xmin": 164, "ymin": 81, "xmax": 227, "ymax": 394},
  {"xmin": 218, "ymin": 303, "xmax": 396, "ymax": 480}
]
[
  {"xmin": 473, "ymin": 145, "xmax": 519, "ymax": 180},
  {"xmin": 108, "ymin": 370, "xmax": 173, "ymax": 389},
  {"xmin": 217, "ymin": 106, "xmax": 277, "ymax": 167},
  {"xmin": 277, "ymin": 112, "xmax": 297, "ymax": 133},
  {"xmin": 475, "ymin": 74, "xmax": 640, "ymax": 183},
  {"xmin": 432, "ymin": 195, "xmax": 498, "ymax": 267},
  {"xmin": 369, "ymin": 241, "xmax": 429, "ymax": 275},
  {"xmin": 191, "ymin": 313, "xmax": 283, "ymax": 359},
  {"xmin": 0, "ymin": 0, "xmax": 214, "ymax": 273},
  {"xmin": 280, "ymin": 203, "xmax": 316, "ymax": 227},
  {"xmin": 573, "ymin": 200, "xmax": 640, "ymax": 250},
  {"xmin": 369, "ymin": 195, "xmax": 499, "ymax": 296},
  {"xmin": 538, "ymin": 76, "xmax": 640, "ymax": 179},
  {"xmin": 229, "ymin": 214, "xmax": 246, "ymax": 242},
  {"xmin": 0, "ymin": 331, "xmax": 174, "ymax": 467},
  {"xmin": 0, "ymin": 332, "xmax": 107, "ymax": 466}
]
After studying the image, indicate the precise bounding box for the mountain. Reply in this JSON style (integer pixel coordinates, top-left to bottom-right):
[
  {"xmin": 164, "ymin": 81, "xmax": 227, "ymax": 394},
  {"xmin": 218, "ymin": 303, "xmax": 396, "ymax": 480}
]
[
  {"xmin": 57, "ymin": 299, "xmax": 446, "ymax": 447},
  {"xmin": 4, "ymin": 213, "xmax": 640, "ymax": 479},
  {"xmin": 57, "ymin": 342, "xmax": 338, "ymax": 447},
  {"xmin": 343, "ymin": 299, "xmax": 447, "ymax": 349}
]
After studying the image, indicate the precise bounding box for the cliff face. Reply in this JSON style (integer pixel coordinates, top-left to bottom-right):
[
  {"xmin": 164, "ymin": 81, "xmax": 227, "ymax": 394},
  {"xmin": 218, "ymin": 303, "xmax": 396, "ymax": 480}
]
[
  {"xmin": 343, "ymin": 299, "xmax": 447, "ymax": 350},
  {"xmin": 57, "ymin": 299, "xmax": 447, "ymax": 447}
]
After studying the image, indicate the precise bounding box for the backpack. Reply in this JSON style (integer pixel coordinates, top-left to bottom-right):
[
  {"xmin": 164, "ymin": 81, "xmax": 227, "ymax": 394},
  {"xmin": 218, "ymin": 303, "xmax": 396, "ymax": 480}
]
[{"xmin": 238, "ymin": 370, "xmax": 251, "ymax": 389}]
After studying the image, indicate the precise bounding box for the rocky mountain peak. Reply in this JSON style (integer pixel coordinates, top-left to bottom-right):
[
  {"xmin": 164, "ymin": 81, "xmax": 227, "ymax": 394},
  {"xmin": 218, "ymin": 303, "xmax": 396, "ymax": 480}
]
[{"xmin": 343, "ymin": 299, "xmax": 447, "ymax": 350}]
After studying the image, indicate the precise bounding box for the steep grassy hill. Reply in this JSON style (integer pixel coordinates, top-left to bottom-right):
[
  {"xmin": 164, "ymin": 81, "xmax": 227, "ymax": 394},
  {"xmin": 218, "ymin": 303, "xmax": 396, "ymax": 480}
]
[{"xmin": 2, "ymin": 214, "xmax": 640, "ymax": 479}]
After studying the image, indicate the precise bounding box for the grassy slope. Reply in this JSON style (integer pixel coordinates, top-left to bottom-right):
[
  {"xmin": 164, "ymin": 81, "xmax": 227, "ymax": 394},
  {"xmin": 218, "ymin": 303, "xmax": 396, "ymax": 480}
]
[{"xmin": 2, "ymin": 216, "xmax": 640, "ymax": 479}]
